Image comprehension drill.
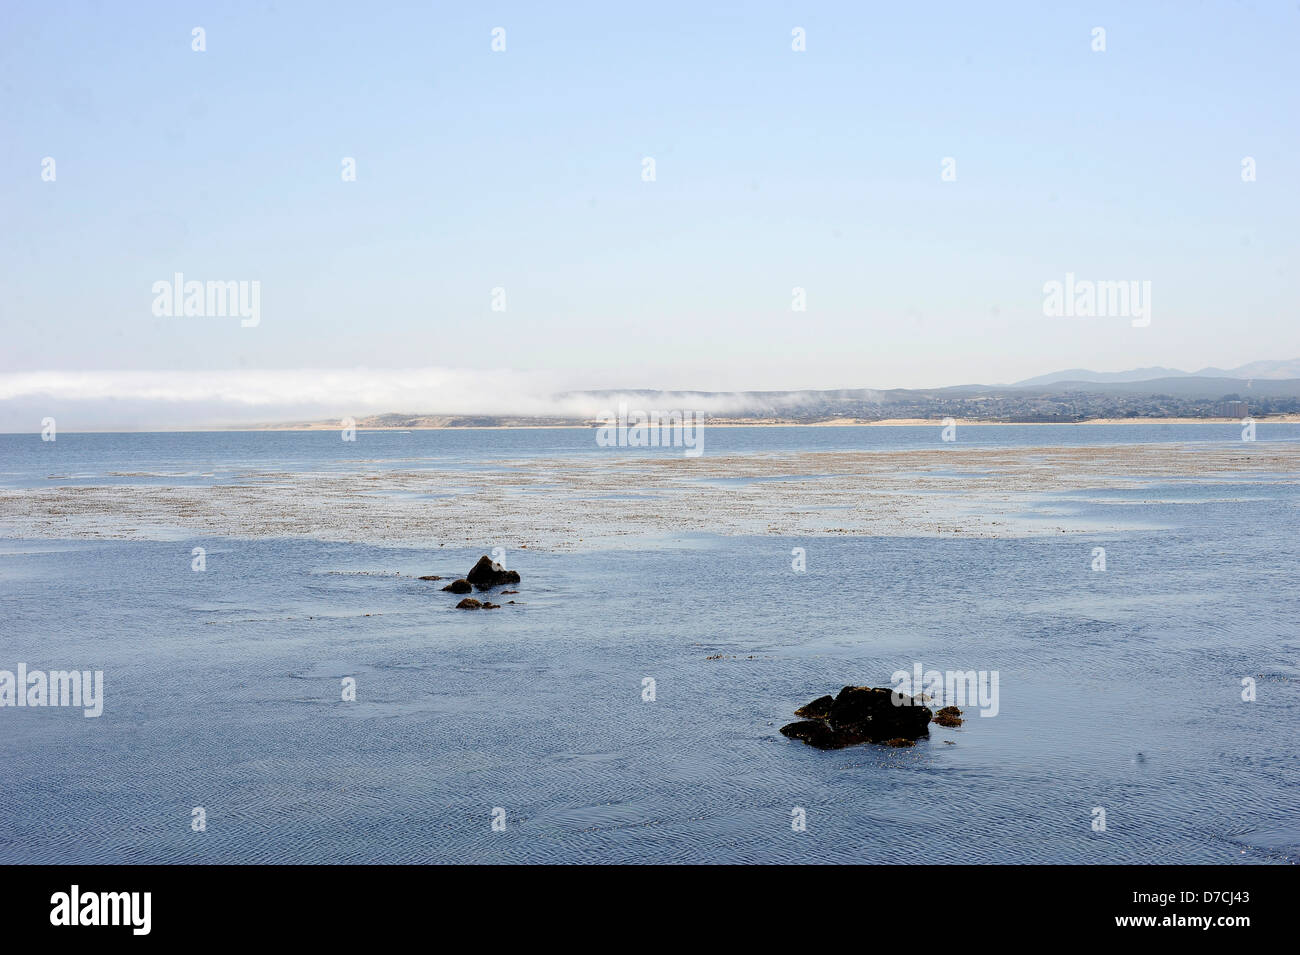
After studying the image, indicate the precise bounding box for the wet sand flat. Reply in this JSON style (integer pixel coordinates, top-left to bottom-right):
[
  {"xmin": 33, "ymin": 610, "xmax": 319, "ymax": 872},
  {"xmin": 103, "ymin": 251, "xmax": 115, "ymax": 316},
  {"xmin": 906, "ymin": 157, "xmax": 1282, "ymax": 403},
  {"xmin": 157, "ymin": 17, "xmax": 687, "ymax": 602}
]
[{"xmin": 2, "ymin": 443, "xmax": 1295, "ymax": 549}]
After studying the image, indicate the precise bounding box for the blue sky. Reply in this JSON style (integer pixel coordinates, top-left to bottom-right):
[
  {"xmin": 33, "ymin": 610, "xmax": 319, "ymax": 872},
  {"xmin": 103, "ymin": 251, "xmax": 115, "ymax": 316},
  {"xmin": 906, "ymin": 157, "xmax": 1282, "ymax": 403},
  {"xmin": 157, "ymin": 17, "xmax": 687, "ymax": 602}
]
[{"xmin": 1, "ymin": 0, "xmax": 1297, "ymax": 420}]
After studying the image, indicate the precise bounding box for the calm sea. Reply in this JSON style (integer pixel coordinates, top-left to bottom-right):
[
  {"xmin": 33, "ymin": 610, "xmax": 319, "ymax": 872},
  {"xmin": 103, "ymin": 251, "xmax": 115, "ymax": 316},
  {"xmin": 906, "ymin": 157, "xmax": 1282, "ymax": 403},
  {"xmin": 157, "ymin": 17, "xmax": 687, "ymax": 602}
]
[
  {"xmin": 0, "ymin": 425, "xmax": 1296, "ymax": 863},
  {"xmin": 2, "ymin": 423, "xmax": 1297, "ymax": 490}
]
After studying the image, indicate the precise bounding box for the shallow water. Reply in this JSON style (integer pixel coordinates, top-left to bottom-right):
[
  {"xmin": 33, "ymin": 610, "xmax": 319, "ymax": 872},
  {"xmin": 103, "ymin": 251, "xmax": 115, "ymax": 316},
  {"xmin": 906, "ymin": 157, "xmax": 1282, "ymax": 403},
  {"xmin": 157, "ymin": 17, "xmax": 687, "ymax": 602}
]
[
  {"xmin": 0, "ymin": 429, "xmax": 1297, "ymax": 863},
  {"xmin": 3, "ymin": 423, "xmax": 1298, "ymax": 491}
]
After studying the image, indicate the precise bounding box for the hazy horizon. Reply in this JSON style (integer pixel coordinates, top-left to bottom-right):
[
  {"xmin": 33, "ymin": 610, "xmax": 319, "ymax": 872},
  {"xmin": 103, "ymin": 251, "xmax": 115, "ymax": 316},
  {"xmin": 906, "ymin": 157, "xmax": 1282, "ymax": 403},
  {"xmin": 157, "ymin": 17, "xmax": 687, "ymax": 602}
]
[{"xmin": 1, "ymin": 355, "xmax": 1296, "ymax": 431}]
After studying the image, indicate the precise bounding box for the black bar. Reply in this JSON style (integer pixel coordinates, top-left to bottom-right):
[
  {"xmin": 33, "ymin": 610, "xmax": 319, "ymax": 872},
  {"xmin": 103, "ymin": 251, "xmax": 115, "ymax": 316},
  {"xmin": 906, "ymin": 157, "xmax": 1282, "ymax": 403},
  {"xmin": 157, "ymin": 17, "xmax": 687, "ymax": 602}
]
[{"xmin": 0, "ymin": 864, "xmax": 1285, "ymax": 941}]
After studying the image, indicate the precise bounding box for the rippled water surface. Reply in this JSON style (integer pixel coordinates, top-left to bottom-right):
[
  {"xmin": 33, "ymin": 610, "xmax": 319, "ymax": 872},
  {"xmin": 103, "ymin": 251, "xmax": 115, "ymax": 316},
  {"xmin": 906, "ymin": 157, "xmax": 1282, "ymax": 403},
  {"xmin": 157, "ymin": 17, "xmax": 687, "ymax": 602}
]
[
  {"xmin": 3, "ymin": 423, "xmax": 1299, "ymax": 490},
  {"xmin": 0, "ymin": 428, "xmax": 1297, "ymax": 863}
]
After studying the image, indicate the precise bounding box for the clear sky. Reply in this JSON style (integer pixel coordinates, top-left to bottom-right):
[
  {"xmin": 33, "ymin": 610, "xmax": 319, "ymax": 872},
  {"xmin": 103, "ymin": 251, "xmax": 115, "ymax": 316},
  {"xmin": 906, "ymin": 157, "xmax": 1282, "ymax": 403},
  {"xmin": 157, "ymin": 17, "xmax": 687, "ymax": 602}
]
[{"xmin": 1, "ymin": 1, "xmax": 1297, "ymax": 423}]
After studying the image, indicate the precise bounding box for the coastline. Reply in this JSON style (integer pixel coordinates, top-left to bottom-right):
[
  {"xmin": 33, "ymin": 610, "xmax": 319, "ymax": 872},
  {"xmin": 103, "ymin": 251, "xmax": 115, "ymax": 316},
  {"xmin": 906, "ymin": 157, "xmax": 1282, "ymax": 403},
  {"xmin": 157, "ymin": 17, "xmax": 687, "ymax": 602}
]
[
  {"xmin": 198, "ymin": 413, "xmax": 1300, "ymax": 431},
  {"xmin": 11, "ymin": 414, "xmax": 1293, "ymax": 435}
]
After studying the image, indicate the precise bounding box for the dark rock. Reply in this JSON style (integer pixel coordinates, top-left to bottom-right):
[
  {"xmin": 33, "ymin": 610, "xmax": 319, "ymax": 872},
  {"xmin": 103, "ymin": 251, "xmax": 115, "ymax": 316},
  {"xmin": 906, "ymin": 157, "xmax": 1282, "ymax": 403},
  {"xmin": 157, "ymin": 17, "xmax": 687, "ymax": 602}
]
[
  {"xmin": 933, "ymin": 706, "xmax": 963, "ymax": 727},
  {"xmin": 455, "ymin": 597, "xmax": 482, "ymax": 609},
  {"xmin": 781, "ymin": 685, "xmax": 933, "ymax": 749},
  {"xmin": 442, "ymin": 579, "xmax": 472, "ymax": 593},
  {"xmin": 465, "ymin": 555, "xmax": 521, "ymax": 591},
  {"xmin": 779, "ymin": 720, "xmax": 842, "ymax": 749},
  {"xmin": 828, "ymin": 685, "xmax": 932, "ymax": 744},
  {"xmin": 794, "ymin": 694, "xmax": 834, "ymax": 720},
  {"xmin": 418, "ymin": 575, "xmax": 444, "ymax": 581}
]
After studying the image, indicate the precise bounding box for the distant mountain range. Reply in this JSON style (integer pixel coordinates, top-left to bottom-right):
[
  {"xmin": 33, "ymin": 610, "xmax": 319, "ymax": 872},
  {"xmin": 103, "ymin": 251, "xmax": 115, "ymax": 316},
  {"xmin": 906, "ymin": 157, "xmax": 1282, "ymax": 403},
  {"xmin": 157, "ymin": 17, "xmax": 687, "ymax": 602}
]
[{"xmin": 1010, "ymin": 358, "xmax": 1300, "ymax": 387}]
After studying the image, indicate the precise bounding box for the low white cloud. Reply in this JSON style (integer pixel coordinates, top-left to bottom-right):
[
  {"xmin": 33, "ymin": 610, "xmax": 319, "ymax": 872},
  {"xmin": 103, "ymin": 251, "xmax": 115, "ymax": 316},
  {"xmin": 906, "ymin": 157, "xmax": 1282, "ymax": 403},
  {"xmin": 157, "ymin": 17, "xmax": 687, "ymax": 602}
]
[{"xmin": 0, "ymin": 368, "xmax": 795, "ymax": 431}]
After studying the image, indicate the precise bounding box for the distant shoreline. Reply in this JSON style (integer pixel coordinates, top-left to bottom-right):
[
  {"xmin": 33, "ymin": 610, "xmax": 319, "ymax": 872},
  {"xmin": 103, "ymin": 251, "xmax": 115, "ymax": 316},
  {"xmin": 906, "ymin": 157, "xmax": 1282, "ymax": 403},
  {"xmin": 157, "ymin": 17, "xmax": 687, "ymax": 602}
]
[
  {"xmin": 223, "ymin": 413, "xmax": 1300, "ymax": 430},
  {"xmin": 7, "ymin": 415, "xmax": 1296, "ymax": 435}
]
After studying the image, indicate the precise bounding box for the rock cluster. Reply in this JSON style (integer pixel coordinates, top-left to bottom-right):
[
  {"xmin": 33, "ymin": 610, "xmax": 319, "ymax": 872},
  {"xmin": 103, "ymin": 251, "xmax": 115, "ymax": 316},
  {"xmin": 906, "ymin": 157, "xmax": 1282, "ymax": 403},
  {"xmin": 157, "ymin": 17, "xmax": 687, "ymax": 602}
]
[
  {"xmin": 455, "ymin": 597, "xmax": 502, "ymax": 610},
  {"xmin": 432, "ymin": 555, "xmax": 521, "ymax": 608},
  {"xmin": 465, "ymin": 556, "xmax": 521, "ymax": 590},
  {"xmin": 780, "ymin": 686, "xmax": 935, "ymax": 750}
]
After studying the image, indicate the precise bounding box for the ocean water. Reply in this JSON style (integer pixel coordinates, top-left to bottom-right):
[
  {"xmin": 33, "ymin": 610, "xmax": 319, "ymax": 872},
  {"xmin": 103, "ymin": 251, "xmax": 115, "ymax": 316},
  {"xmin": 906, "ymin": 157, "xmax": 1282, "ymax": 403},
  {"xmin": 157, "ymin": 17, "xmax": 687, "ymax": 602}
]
[
  {"xmin": 2, "ymin": 423, "xmax": 1298, "ymax": 490},
  {"xmin": 0, "ymin": 427, "xmax": 1297, "ymax": 864}
]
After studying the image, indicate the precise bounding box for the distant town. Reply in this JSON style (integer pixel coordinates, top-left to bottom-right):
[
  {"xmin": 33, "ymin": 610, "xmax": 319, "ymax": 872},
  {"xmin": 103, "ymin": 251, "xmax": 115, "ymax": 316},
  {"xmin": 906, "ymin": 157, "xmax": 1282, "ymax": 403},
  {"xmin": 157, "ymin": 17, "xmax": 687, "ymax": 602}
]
[{"xmin": 280, "ymin": 375, "xmax": 1300, "ymax": 429}]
